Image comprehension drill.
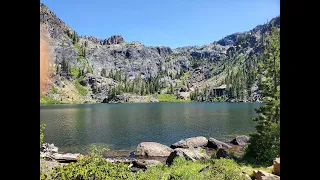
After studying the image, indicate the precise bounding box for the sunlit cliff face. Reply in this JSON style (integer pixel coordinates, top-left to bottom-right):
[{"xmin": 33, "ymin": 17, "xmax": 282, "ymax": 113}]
[{"xmin": 40, "ymin": 25, "xmax": 51, "ymax": 94}]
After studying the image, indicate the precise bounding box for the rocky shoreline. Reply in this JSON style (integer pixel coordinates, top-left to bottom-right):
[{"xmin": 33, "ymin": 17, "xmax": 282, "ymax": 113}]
[{"xmin": 40, "ymin": 135, "xmax": 279, "ymax": 179}]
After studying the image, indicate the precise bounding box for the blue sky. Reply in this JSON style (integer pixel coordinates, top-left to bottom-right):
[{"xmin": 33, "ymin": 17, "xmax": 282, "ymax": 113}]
[{"xmin": 41, "ymin": 0, "xmax": 279, "ymax": 48}]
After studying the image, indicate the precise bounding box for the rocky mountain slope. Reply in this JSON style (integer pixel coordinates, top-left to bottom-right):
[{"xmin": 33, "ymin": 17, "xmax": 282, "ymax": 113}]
[{"xmin": 40, "ymin": 3, "xmax": 280, "ymax": 104}]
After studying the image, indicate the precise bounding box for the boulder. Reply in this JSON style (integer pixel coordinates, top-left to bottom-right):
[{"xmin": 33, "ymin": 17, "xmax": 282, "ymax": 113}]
[
  {"xmin": 166, "ymin": 148, "xmax": 210, "ymax": 165},
  {"xmin": 242, "ymin": 172, "xmax": 252, "ymax": 180},
  {"xmin": 273, "ymin": 158, "xmax": 280, "ymax": 176},
  {"xmin": 135, "ymin": 142, "xmax": 173, "ymax": 157},
  {"xmin": 171, "ymin": 136, "xmax": 208, "ymax": 149},
  {"xmin": 41, "ymin": 143, "xmax": 58, "ymax": 154},
  {"xmin": 216, "ymin": 148, "xmax": 231, "ymax": 159},
  {"xmin": 52, "ymin": 153, "xmax": 83, "ymax": 163},
  {"xmin": 207, "ymin": 138, "xmax": 232, "ymax": 149},
  {"xmin": 230, "ymin": 135, "xmax": 250, "ymax": 146},
  {"xmin": 253, "ymin": 170, "xmax": 280, "ymax": 180},
  {"xmin": 132, "ymin": 159, "xmax": 162, "ymax": 169}
]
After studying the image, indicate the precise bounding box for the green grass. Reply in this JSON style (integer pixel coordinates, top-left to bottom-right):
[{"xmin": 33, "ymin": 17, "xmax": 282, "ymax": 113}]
[
  {"xmin": 155, "ymin": 94, "xmax": 191, "ymax": 102},
  {"xmin": 44, "ymin": 144, "xmax": 274, "ymax": 180},
  {"xmin": 71, "ymin": 66, "xmax": 80, "ymax": 77},
  {"xmin": 182, "ymin": 71, "xmax": 190, "ymax": 80},
  {"xmin": 52, "ymin": 85, "xmax": 58, "ymax": 94},
  {"xmin": 49, "ymin": 152, "xmax": 249, "ymax": 180},
  {"xmin": 40, "ymin": 95, "xmax": 61, "ymax": 105},
  {"xmin": 74, "ymin": 42, "xmax": 82, "ymax": 54},
  {"xmin": 74, "ymin": 79, "xmax": 87, "ymax": 96}
]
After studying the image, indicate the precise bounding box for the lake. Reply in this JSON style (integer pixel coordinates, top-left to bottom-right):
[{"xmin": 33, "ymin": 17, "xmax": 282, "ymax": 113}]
[{"xmin": 40, "ymin": 102, "xmax": 262, "ymax": 155}]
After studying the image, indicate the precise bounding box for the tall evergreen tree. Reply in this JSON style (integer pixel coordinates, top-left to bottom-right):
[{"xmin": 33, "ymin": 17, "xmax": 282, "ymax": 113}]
[
  {"xmin": 170, "ymin": 83, "xmax": 173, "ymax": 94},
  {"xmin": 245, "ymin": 27, "xmax": 280, "ymax": 165}
]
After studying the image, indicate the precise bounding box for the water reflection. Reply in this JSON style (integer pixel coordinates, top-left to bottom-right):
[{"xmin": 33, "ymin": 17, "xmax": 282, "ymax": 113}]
[{"xmin": 40, "ymin": 103, "xmax": 262, "ymax": 154}]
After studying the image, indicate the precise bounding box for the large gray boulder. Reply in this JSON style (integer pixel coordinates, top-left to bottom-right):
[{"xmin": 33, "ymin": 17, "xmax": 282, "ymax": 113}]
[
  {"xmin": 253, "ymin": 170, "xmax": 280, "ymax": 180},
  {"xmin": 166, "ymin": 148, "xmax": 210, "ymax": 165},
  {"xmin": 207, "ymin": 138, "xmax": 231, "ymax": 149},
  {"xmin": 135, "ymin": 142, "xmax": 173, "ymax": 157},
  {"xmin": 230, "ymin": 135, "xmax": 250, "ymax": 146},
  {"xmin": 171, "ymin": 136, "xmax": 208, "ymax": 149},
  {"xmin": 41, "ymin": 143, "xmax": 58, "ymax": 154},
  {"xmin": 52, "ymin": 153, "xmax": 83, "ymax": 162}
]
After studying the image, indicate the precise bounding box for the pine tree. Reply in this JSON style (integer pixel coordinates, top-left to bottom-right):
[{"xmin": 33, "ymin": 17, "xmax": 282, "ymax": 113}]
[
  {"xmin": 109, "ymin": 69, "xmax": 113, "ymax": 79},
  {"xmin": 245, "ymin": 27, "xmax": 280, "ymax": 165},
  {"xmin": 83, "ymin": 47, "xmax": 86, "ymax": 58},
  {"xmin": 124, "ymin": 72, "xmax": 128, "ymax": 83},
  {"xmin": 78, "ymin": 68, "xmax": 82, "ymax": 78},
  {"xmin": 61, "ymin": 57, "xmax": 68, "ymax": 73},
  {"xmin": 131, "ymin": 82, "xmax": 135, "ymax": 93},
  {"xmin": 67, "ymin": 63, "xmax": 72, "ymax": 74},
  {"xmin": 72, "ymin": 31, "xmax": 77, "ymax": 44},
  {"xmin": 56, "ymin": 64, "xmax": 61, "ymax": 75},
  {"xmin": 140, "ymin": 82, "xmax": 145, "ymax": 96},
  {"xmin": 146, "ymin": 82, "xmax": 150, "ymax": 95},
  {"xmin": 170, "ymin": 83, "xmax": 173, "ymax": 94}
]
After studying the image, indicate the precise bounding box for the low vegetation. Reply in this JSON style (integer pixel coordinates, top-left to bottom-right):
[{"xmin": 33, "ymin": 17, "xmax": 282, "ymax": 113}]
[
  {"xmin": 46, "ymin": 147, "xmax": 249, "ymax": 180},
  {"xmin": 40, "ymin": 124, "xmax": 46, "ymax": 149},
  {"xmin": 40, "ymin": 95, "xmax": 62, "ymax": 105},
  {"xmin": 155, "ymin": 94, "xmax": 191, "ymax": 102},
  {"xmin": 74, "ymin": 79, "xmax": 87, "ymax": 96}
]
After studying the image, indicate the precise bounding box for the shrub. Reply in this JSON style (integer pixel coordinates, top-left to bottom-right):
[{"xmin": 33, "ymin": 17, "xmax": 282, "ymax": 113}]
[
  {"xmin": 74, "ymin": 79, "xmax": 87, "ymax": 96},
  {"xmin": 135, "ymin": 157, "xmax": 247, "ymax": 180},
  {"xmin": 244, "ymin": 27, "xmax": 280, "ymax": 165},
  {"xmin": 52, "ymin": 86, "xmax": 58, "ymax": 94},
  {"xmin": 50, "ymin": 146, "xmax": 132, "ymax": 180},
  {"xmin": 209, "ymin": 158, "xmax": 247, "ymax": 180},
  {"xmin": 40, "ymin": 123, "xmax": 46, "ymax": 149},
  {"xmin": 244, "ymin": 122, "xmax": 280, "ymax": 165}
]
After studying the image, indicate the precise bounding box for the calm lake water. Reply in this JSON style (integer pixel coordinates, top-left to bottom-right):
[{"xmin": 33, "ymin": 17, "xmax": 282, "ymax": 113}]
[{"xmin": 40, "ymin": 102, "xmax": 262, "ymax": 154}]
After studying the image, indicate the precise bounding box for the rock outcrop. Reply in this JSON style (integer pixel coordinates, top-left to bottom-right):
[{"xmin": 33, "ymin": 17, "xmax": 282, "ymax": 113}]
[
  {"xmin": 170, "ymin": 136, "xmax": 208, "ymax": 149},
  {"xmin": 166, "ymin": 148, "xmax": 210, "ymax": 165},
  {"xmin": 40, "ymin": 2, "xmax": 279, "ymax": 104},
  {"xmin": 135, "ymin": 142, "xmax": 173, "ymax": 157},
  {"xmin": 103, "ymin": 35, "xmax": 125, "ymax": 45}
]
